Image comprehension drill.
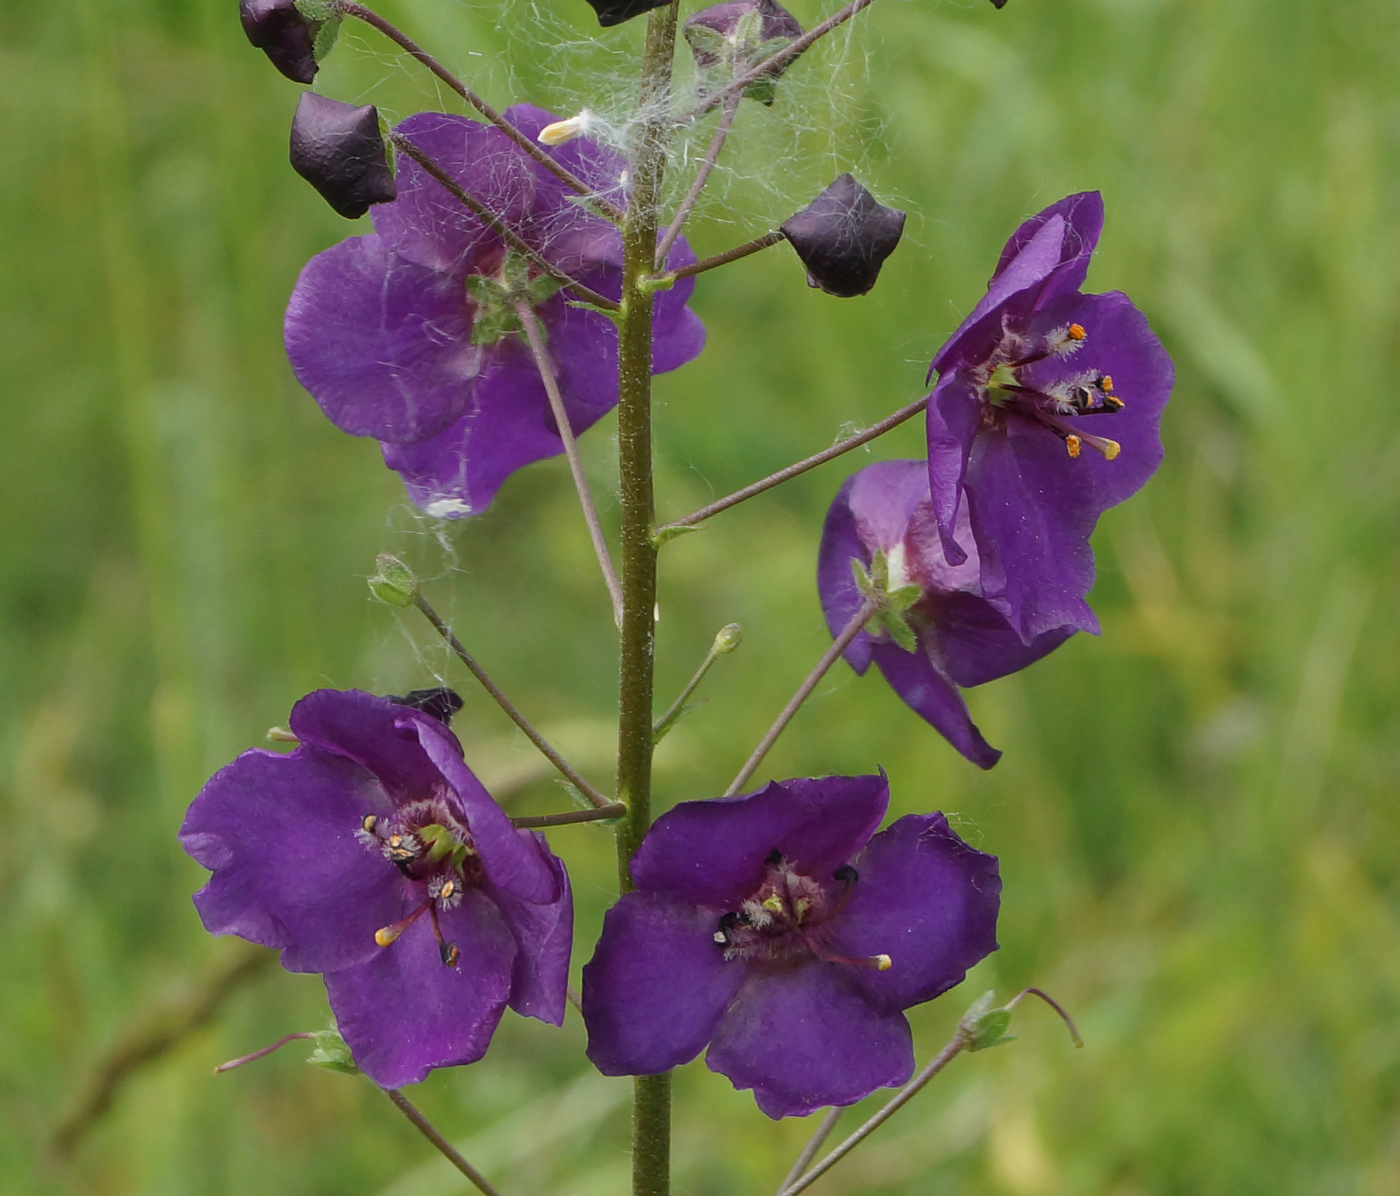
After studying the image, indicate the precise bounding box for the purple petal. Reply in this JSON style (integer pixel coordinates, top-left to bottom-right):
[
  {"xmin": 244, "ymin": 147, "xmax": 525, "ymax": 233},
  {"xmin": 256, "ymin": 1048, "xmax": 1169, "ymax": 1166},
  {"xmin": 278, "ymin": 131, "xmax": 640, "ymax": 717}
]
[
  {"xmin": 629, "ymin": 776, "xmax": 889, "ymax": 906},
  {"xmin": 413, "ymin": 718, "xmax": 557, "ymax": 904},
  {"xmin": 653, "ymin": 241, "xmax": 707, "ymax": 373},
  {"xmin": 583, "ymin": 892, "xmax": 746, "ymax": 1075},
  {"xmin": 706, "ymin": 964, "xmax": 914, "ymax": 1118},
  {"xmin": 488, "ymin": 834, "xmax": 573, "ymax": 1025},
  {"xmin": 931, "ymin": 591, "xmax": 1074, "ymax": 688},
  {"xmin": 323, "ymin": 888, "xmax": 517, "ymax": 1088},
  {"xmin": 868, "ymin": 641, "xmax": 1001, "ymax": 770},
  {"xmin": 816, "ymin": 470, "xmax": 876, "ymax": 675},
  {"xmin": 990, "ymin": 191, "xmax": 1103, "ymax": 300},
  {"xmin": 1019, "ymin": 290, "xmax": 1173, "ymax": 511},
  {"xmin": 284, "ymin": 234, "xmax": 478, "ymax": 443},
  {"xmin": 829, "ymin": 812, "xmax": 1001, "ymax": 1011},
  {"xmin": 501, "ymin": 104, "xmax": 630, "ymax": 217},
  {"xmin": 180, "ymin": 746, "xmax": 403, "ymax": 973},
  {"xmin": 926, "ymin": 377, "xmax": 982, "ymax": 563},
  {"xmin": 289, "ymin": 689, "xmax": 451, "ymax": 802},
  {"xmin": 964, "ymin": 416, "xmax": 1103, "ymax": 642}
]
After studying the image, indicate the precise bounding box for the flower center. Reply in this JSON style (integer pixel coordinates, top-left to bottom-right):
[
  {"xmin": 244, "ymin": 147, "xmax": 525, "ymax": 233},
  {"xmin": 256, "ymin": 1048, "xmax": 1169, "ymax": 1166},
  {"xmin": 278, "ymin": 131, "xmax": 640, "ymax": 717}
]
[
  {"xmin": 980, "ymin": 321, "xmax": 1125, "ymax": 460},
  {"xmin": 713, "ymin": 851, "xmax": 891, "ymax": 972},
  {"xmin": 357, "ymin": 799, "xmax": 481, "ymax": 967},
  {"xmin": 465, "ymin": 249, "xmax": 564, "ymax": 347}
]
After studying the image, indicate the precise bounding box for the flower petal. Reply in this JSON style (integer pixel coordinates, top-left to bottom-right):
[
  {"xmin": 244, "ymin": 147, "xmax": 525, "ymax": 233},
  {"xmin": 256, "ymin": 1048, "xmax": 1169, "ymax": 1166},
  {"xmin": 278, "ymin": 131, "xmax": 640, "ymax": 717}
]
[
  {"xmin": 868, "ymin": 641, "xmax": 1001, "ymax": 770},
  {"xmin": 289, "ymin": 689, "xmax": 450, "ymax": 802},
  {"xmin": 180, "ymin": 746, "xmax": 403, "ymax": 973},
  {"xmin": 323, "ymin": 888, "xmax": 517, "ymax": 1088},
  {"xmin": 583, "ymin": 892, "xmax": 745, "ymax": 1075},
  {"xmin": 488, "ymin": 833, "xmax": 574, "ymax": 1025},
  {"xmin": 412, "ymin": 718, "xmax": 558, "ymax": 904},
  {"xmin": 629, "ymin": 776, "xmax": 889, "ymax": 906},
  {"xmin": 926, "ymin": 377, "xmax": 983, "ymax": 564},
  {"xmin": 816, "ymin": 470, "xmax": 876, "ymax": 676},
  {"xmin": 829, "ymin": 812, "xmax": 1001, "ymax": 1011},
  {"xmin": 284, "ymin": 234, "xmax": 478, "ymax": 444},
  {"xmin": 706, "ymin": 963, "xmax": 914, "ymax": 1118}
]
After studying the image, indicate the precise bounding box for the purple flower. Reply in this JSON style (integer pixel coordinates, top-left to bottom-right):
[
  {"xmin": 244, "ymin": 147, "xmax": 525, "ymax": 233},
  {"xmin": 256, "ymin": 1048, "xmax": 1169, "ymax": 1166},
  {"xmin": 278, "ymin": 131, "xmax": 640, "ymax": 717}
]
[
  {"xmin": 926, "ymin": 192, "xmax": 1173, "ymax": 642},
  {"xmin": 284, "ymin": 105, "xmax": 706, "ymax": 518},
  {"xmin": 582, "ymin": 775, "xmax": 999, "ymax": 1118},
  {"xmin": 818, "ymin": 460, "xmax": 1074, "ymax": 769},
  {"xmin": 179, "ymin": 689, "xmax": 572, "ymax": 1088}
]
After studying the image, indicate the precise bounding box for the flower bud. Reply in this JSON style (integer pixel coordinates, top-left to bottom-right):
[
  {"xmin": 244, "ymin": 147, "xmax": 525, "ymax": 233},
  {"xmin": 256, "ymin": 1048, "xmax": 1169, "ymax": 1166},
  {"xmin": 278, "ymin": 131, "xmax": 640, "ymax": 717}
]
[
  {"xmin": 712, "ymin": 623, "xmax": 743, "ymax": 655},
  {"xmin": 583, "ymin": 0, "xmax": 672, "ymax": 29},
  {"xmin": 989, "ymin": 0, "xmax": 1008, "ymax": 7},
  {"xmin": 368, "ymin": 554, "xmax": 419, "ymax": 606},
  {"xmin": 386, "ymin": 687, "xmax": 464, "ymax": 724},
  {"xmin": 780, "ymin": 174, "xmax": 906, "ymax": 298},
  {"xmin": 289, "ymin": 92, "xmax": 397, "ymax": 219},
  {"xmin": 239, "ymin": 0, "xmax": 321, "ymax": 84},
  {"xmin": 685, "ymin": 0, "xmax": 802, "ymax": 105}
]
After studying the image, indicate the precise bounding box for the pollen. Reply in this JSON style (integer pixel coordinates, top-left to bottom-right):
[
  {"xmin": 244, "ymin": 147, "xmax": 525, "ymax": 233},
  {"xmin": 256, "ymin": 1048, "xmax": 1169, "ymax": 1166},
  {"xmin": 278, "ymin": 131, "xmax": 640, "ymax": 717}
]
[
  {"xmin": 874, "ymin": 954, "xmax": 892, "ymax": 971},
  {"xmin": 362, "ymin": 815, "xmax": 377, "ymax": 833},
  {"xmin": 1099, "ymin": 438, "xmax": 1122, "ymax": 460},
  {"xmin": 1065, "ymin": 434, "xmax": 1082, "ymax": 458},
  {"xmin": 1067, "ymin": 323, "xmax": 1087, "ymax": 341},
  {"xmin": 375, "ymin": 924, "xmax": 405, "ymax": 947},
  {"xmin": 762, "ymin": 894, "xmax": 785, "ymax": 914}
]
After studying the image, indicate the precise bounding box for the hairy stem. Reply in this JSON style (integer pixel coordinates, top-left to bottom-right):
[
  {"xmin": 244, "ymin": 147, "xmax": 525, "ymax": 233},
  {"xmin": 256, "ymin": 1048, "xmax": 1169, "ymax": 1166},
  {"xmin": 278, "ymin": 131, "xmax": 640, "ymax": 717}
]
[
  {"xmin": 386, "ymin": 1089, "xmax": 506, "ymax": 1196},
  {"xmin": 778, "ymin": 1107, "xmax": 843, "ymax": 1194},
  {"xmin": 778, "ymin": 1029, "xmax": 970, "ymax": 1196},
  {"xmin": 654, "ymin": 94, "xmax": 741, "ymax": 267},
  {"xmin": 682, "ymin": 0, "xmax": 884, "ymax": 122},
  {"xmin": 516, "ymin": 301, "xmax": 625, "ymax": 623},
  {"xmin": 656, "ymin": 394, "xmax": 929, "ymax": 532},
  {"xmin": 337, "ymin": 1, "xmax": 623, "ymax": 221},
  {"xmin": 413, "ymin": 593, "xmax": 613, "ymax": 808},
  {"xmin": 511, "ymin": 803, "xmax": 626, "ymax": 828},
  {"xmin": 725, "ymin": 598, "xmax": 876, "ymax": 795},
  {"xmin": 616, "ymin": 4, "xmax": 681, "ymax": 1194},
  {"xmin": 652, "ymin": 230, "xmax": 784, "ymax": 283},
  {"xmin": 391, "ymin": 135, "xmax": 619, "ymax": 312}
]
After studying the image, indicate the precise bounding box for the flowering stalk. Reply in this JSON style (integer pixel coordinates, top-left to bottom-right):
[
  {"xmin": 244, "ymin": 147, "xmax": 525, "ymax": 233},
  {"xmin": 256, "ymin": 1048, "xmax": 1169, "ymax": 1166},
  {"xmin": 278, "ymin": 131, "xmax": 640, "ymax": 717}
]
[
  {"xmin": 515, "ymin": 300, "xmax": 626, "ymax": 623},
  {"xmin": 725, "ymin": 597, "xmax": 877, "ymax": 795},
  {"xmin": 653, "ymin": 230, "xmax": 785, "ymax": 283},
  {"xmin": 656, "ymin": 393, "xmax": 929, "ymax": 533},
  {"xmin": 655, "ymin": 95, "xmax": 741, "ymax": 267},
  {"xmin": 385, "ymin": 1088, "xmax": 506, "ymax": 1196},
  {"xmin": 335, "ymin": 1, "xmax": 624, "ymax": 221},
  {"xmin": 777, "ymin": 1108, "xmax": 843, "ymax": 1193}
]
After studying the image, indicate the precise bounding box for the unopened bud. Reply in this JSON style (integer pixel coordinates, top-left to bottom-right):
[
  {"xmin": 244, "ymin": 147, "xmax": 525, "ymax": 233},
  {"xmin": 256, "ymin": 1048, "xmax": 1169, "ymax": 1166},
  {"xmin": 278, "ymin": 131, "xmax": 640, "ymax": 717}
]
[
  {"xmin": 989, "ymin": 0, "xmax": 1008, "ymax": 7},
  {"xmin": 239, "ymin": 0, "xmax": 321, "ymax": 84},
  {"xmin": 368, "ymin": 554, "xmax": 419, "ymax": 606},
  {"xmin": 386, "ymin": 686, "xmax": 464, "ymax": 724},
  {"xmin": 537, "ymin": 111, "xmax": 592, "ymax": 147},
  {"xmin": 290, "ymin": 93, "xmax": 397, "ymax": 219},
  {"xmin": 780, "ymin": 175, "xmax": 906, "ymax": 298},
  {"xmin": 583, "ymin": 0, "xmax": 672, "ymax": 28},
  {"xmin": 684, "ymin": 0, "xmax": 803, "ymax": 105},
  {"xmin": 712, "ymin": 624, "xmax": 743, "ymax": 655}
]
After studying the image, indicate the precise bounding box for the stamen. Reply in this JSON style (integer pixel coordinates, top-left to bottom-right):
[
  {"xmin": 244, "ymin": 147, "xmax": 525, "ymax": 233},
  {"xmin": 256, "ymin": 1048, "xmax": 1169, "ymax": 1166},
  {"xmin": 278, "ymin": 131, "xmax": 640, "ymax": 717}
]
[
  {"xmin": 537, "ymin": 110, "xmax": 591, "ymax": 146},
  {"xmin": 440, "ymin": 942, "xmax": 460, "ymax": 967},
  {"xmin": 1080, "ymin": 433, "xmax": 1121, "ymax": 460},
  {"xmin": 1067, "ymin": 323, "xmax": 1087, "ymax": 341}
]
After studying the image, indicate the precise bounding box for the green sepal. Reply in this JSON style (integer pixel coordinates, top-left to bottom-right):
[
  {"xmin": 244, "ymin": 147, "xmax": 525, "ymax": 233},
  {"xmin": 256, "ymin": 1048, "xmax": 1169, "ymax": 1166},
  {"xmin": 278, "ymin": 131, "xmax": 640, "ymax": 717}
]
[
  {"xmin": 887, "ymin": 584, "xmax": 922, "ymax": 613},
  {"xmin": 368, "ymin": 554, "xmax": 419, "ymax": 606},
  {"xmin": 312, "ymin": 13, "xmax": 342, "ymax": 62},
  {"xmin": 742, "ymin": 74, "xmax": 780, "ymax": 105},
  {"xmin": 850, "ymin": 556, "xmax": 874, "ymax": 597},
  {"xmin": 959, "ymin": 990, "xmax": 1019, "ymax": 1053},
  {"xmin": 295, "ymin": 0, "xmax": 336, "ymax": 19},
  {"xmin": 527, "ymin": 274, "xmax": 565, "ymax": 305},
  {"xmin": 470, "ymin": 306, "xmax": 522, "ymax": 347},
  {"xmin": 732, "ymin": 8, "xmax": 764, "ymax": 46},
  {"xmin": 879, "ymin": 609, "xmax": 918, "ymax": 653},
  {"xmin": 683, "ymin": 24, "xmax": 730, "ymax": 59},
  {"xmin": 306, "ymin": 1029, "xmax": 358, "ymax": 1075}
]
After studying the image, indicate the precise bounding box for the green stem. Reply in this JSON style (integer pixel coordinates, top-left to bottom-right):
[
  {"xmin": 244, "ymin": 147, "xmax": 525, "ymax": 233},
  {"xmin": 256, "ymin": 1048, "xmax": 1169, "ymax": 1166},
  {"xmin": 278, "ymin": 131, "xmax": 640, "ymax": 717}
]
[{"xmin": 615, "ymin": 5, "xmax": 681, "ymax": 1196}]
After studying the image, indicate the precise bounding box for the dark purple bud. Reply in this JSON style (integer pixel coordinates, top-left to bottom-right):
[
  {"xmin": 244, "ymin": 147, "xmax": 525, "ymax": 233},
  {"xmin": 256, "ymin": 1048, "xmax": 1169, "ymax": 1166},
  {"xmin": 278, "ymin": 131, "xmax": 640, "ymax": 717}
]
[
  {"xmin": 989, "ymin": 0, "xmax": 1008, "ymax": 7},
  {"xmin": 685, "ymin": 0, "xmax": 803, "ymax": 68},
  {"xmin": 289, "ymin": 92, "xmax": 397, "ymax": 219},
  {"xmin": 387, "ymin": 687, "xmax": 464, "ymax": 724},
  {"xmin": 583, "ymin": 0, "xmax": 672, "ymax": 29},
  {"xmin": 240, "ymin": 0, "xmax": 321, "ymax": 84},
  {"xmin": 780, "ymin": 174, "xmax": 906, "ymax": 298}
]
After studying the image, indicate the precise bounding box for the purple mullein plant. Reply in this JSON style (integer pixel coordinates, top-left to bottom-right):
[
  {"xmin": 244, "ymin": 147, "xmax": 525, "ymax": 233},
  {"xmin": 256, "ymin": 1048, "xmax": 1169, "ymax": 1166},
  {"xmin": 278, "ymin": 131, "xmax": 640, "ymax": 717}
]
[
  {"xmin": 179, "ymin": 689, "xmax": 572, "ymax": 1088},
  {"xmin": 926, "ymin": 192, "xmax": 1173, "ymax": 642},
  {"xmin": 819, "ymin": 459, "xmax": 1074, "ymax": 769},
  {"xmin": 284, "ymin": 105, "xmax": 706, "ymax": 518},
  {"xmin": 581, "ymin": 774, "xmax": 1000, "ymax": 1118}
]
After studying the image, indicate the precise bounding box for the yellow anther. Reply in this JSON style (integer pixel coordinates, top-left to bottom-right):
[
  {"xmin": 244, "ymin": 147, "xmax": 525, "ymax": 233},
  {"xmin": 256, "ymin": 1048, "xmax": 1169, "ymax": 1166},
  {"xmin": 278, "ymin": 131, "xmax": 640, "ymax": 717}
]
[
  {"xmin": 1104, "ymin": 394, "xmax": 1126, "ymax": 411},
  {"xmin": 387, "ymin": 834, "xmax": 403, "ymax": 848},
  {"xmin": 439, "ymin": 880, "xmax": 456, "ymax": 900},
  {"xmin": 375, "ymin": 924, "xmax": 404, "ymax": 947},
  {"xmin": 442, "ymin": 944, "xmax": 460, "ymax": 967},
  {"xmin": 1067, "ymin": 323, "xmax": 1087, "ymax": 341},
  {"xmin": 362, "ymin": 815, "xmax": 378, "ymax": 833},
  {"xmin": 537, "ymin": 111, "xmax": 591, "ymax": 146},
  {"xmin": 265, "ymin": 726, "xmax": 299, "ymax": 742},
  {"xmin": 1065, "ymin": 434, "xmax": 1082, "ymax": 458},
  {"xmin": 762, "ymin": 894, "xmax": 785, "ymax": 914},
  {"xmin": 873, "ymin": 954, "xmax": 893, "ymax": 971},
  {"xmin": 1099, "ymin": 438, "xmax": 1122, "ymax": 461},
  {"xmin": 1099, "ymin": 374, "xmax": 1114, "ymax": 392}
]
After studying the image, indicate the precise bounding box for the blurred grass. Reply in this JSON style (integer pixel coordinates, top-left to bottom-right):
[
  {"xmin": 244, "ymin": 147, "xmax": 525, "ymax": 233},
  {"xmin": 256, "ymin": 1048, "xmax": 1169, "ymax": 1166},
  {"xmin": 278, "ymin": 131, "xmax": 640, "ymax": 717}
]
[{"xmin": 3, "ymin": 0, "xmax": 1400, "ymax": 1191}]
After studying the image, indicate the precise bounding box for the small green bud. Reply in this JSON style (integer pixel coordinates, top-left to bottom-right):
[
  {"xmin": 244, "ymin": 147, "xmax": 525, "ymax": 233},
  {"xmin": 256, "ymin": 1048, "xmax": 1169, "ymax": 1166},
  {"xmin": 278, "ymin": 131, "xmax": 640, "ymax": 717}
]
[
  {"xmin": 306, "ymin": 1028, "xmax": 358, "ymax": 1074},
  {"xmin": 713, "ymin": 623, "xmax": 743, "ymax": 655},
  {"xmin": 369, "ymin": 554, "xmax": 419, "ymax": 606},
  {"xmin": 959, "ymin": 990, "xmax": 1017, "ymax": 1053}
]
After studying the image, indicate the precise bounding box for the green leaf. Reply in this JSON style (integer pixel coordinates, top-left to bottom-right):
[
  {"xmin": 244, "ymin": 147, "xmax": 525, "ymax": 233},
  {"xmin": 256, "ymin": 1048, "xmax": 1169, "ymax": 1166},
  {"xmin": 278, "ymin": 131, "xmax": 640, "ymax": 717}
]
[{"xmin": 742, "ymin": 75, "xmax": 779, "ymax": 105}]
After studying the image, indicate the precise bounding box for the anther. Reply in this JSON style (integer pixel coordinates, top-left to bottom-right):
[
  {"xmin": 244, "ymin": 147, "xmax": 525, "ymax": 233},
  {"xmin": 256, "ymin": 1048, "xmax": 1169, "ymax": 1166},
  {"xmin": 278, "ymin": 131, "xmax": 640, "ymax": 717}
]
[
  {"xmin": 440, "ymin": 942, "xmax": 460, "ymax": 967},
  {"xmin": 1068, "ymin": 323, "xmax": 1087, "ymax": 341},
  {"xmin": 1065, "ymin": 434, "xmax": 1082, "ymax": 458},
  {"xmin": 1079, "ymin": 432, "xmax": 1121, "ymax": 460},
  {"xmin": 374, "ymin": 902, "xmax": 429, "ymax": 947},
  {"xmin": 362, "ymin": 815, "xmax": 378, "ymax": 834},
  {"xmin": 833, "ymin": 864, "xmax": 859, "ymax": 884},
  {"xmin": 765, "ymin": 848, "xmax": 784, "ymax": 865},
  {"xmin": 537, "ymin": 111, "xmax": 591, "ymax": 146}
]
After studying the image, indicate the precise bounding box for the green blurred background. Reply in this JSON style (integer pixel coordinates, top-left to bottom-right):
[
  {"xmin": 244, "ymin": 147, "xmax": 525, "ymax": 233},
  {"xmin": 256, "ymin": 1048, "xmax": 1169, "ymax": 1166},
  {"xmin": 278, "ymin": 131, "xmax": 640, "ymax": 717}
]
[{"xmin": 4, "ymin": 0, "xmax": 1400, "ymax": 1191}]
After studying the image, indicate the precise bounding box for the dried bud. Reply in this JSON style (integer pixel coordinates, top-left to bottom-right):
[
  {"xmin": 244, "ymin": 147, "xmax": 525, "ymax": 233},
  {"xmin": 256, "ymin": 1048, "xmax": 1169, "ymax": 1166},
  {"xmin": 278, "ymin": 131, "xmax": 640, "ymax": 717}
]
[
  {"xmin": 685, "ymin": 0, "xmax": 802, "ymax": 105},
  {"xmin": 780, "ymin": 174, "xmax": 906, "ymax": 298},
  {"xmin": 583, "ymin": 0, "xmax": 672, "ymax": 29},
  {"xmin": 240, "ymin": 0, "xmax": 321, "ymax": 84},
  {"xmin": 386, "ymin": 687, "xmax": 464, "ymax": 724},
  {"xmin": 289, "ymin": 93, "xmax": 397, "ymax": 219}
]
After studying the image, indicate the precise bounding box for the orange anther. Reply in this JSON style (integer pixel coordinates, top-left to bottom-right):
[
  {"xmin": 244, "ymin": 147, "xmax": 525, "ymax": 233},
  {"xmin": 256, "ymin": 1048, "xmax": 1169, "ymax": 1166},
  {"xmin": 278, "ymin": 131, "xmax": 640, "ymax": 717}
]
[
  {"xmin": 1067, "ymin": 323, "xmax": 1087, "ymax": 341},
  {"xmin": 1065, "ymin": 434, "xmax": 1082, "ymax": 458}
]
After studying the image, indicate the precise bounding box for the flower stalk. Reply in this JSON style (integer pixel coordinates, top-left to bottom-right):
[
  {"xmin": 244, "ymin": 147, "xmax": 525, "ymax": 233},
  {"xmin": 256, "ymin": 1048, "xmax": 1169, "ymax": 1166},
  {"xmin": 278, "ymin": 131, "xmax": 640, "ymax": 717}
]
[
  {"xmin": 652, "ymin": 230, "xmax": 784, "ymax": 284},
  {"xmin": 655, "ymin": 94, "xmax": 741, "ymax": 267},
  {"xmin": 385, "ymin": 1088, "xmax": 507, "ymax": 1196}
]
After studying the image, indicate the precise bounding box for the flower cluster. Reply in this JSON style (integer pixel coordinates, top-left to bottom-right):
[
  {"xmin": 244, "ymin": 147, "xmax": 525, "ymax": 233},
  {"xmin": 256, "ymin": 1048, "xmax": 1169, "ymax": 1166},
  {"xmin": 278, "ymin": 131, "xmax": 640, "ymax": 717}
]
[
  {"xmin": 285, "ymin": 105, "xmax": 705, "ymax": 518},
  {"xmin": 179, "ymin": 689, "xmax": 572, "ymax": 1088}
]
